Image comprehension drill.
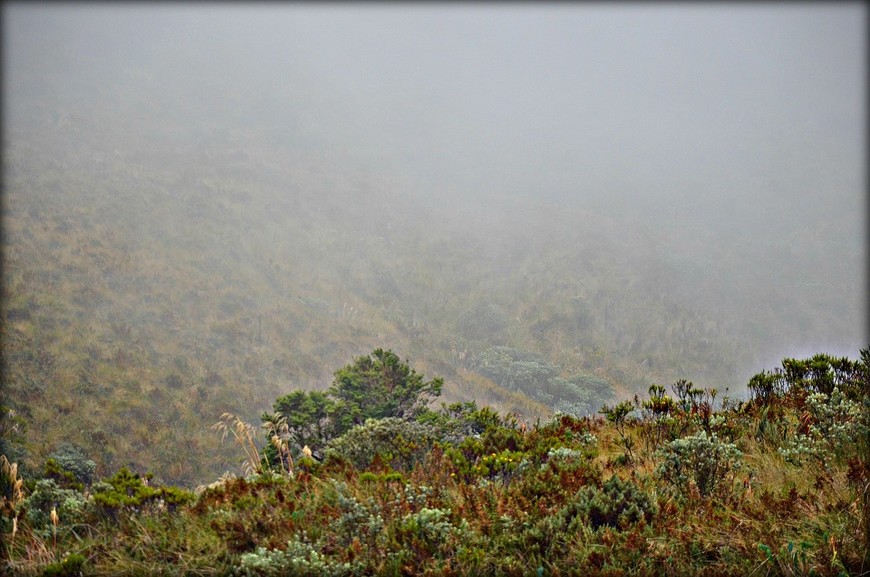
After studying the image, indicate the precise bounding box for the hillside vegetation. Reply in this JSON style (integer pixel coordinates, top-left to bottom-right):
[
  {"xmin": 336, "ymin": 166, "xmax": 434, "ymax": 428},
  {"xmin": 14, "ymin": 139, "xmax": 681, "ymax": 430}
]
[
  {"xmin": 1, "ymin": 349, "xmax": 868, "ymax": 576},
  {"xmin": 3, "ymin": 84, "xmax": 862, "ymax": 486},
  {"xmin": 2, "ymin": 2, "xmax": 863, "ymax": 493}
]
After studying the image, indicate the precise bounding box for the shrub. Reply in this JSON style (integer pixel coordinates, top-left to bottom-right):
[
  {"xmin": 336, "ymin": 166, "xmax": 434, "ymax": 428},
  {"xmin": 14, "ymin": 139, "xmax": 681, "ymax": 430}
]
[
  {"xmin": 476, "ymin": 347, "xmax": 613, "ymax": 416},
  {"xmin": 417, "ymin": 401, "xmax": 502, "ymax": 445},
  {"xmin": 91, "ymin": 467, "xmax": 194, "ymax": 519},
  {"xmin": 779, "ymin": 386, "xmax": 868, "ymax": 468},
  {"xmin": 234, "ymin": 537, "xmax": 363, "ymax": 577},
  {"xmin": 331, "ymin": 480, "xmax": 386, "ymax": 551},
  {"xmin": 600, "ymin": 401, "xmax": 637, "ymax": 464},
  {"xmin": 575, "ymin": 474, "xmax": 657, "ymax": 530},
  {"xmin": 326, "ymin": 417, "xmax": 436, "ymax": 472},
  {"xmin": 21, "ymin": 478, "xmax": 87, "ymax": 537},
  {"xmin": 517, "ymin": 475, "xmax": 654, "ymax": 564},
  {"xmin": 394, "ymin": 507, "xmax": 464, "ymax": 561},
  {"xmin": 46, "ymin": 443, "xmax": 96, "ymax": 487},
  {"xmin": 655, "ymin": 431, "xmax": 743, "ymax": 499},
  {"xmin": 40, "ymin": 553, "xmax": 86, "ymax": 577}
]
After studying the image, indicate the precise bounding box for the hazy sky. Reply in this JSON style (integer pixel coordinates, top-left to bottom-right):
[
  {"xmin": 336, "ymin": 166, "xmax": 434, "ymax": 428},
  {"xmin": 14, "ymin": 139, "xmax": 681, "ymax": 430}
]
[{"xmin": 6, "ymin": 4, "xmax": 864, "ymax": 213}]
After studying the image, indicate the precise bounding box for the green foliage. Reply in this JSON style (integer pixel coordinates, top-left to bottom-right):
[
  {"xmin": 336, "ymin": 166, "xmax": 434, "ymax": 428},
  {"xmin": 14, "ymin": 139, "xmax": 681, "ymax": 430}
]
[
  {"xmin": 21, "ymin": 478, "xmax": 87, "ymax": 536},
  {"xmin": 394, "ymin": 507, "xmax": 465, "ymax": 563},
  {"xmin": 779, "ymin": 386, "xmax": 868, "ymax": 468},
  {"xmin": 600, "ymin": 400, "xmax": 637, "ymax": 463},
  {"xmin": 326, "ymin": 417, "xmax": 437, "ymax": 472},
  {"xmin": 43, "ymin": 444, "xmax": 95, "ymax": 490},
  {"xmin": 235, "ymin": 538, "xmax": 363, "ymax": 577},
  {"xmin": 748, "ymin": 370, "xmax": 787, "ymax": 406},
  {"xmin": 265, "ymin": 350, "xmax": 443, "ymax": 463},
  {"xmin": 267, "ymin": 390, "xmax": 336, "ymax": 452},
  {"xmin": 40, "ymin": 553, "xmax": 85, "ymax": 577},
  {"xmin": 330, "ymin": 348, "xmax": 443, "ymax": 428},
  {"xmin": 42, "ymin": 459, "xmax": 84, "ymax": 492},
  {"xmin": 575, "ymin": 474, "xmax": 657, "ymax": 530},
  {"xmin": 748, "ymin": 351, "xmax": 867, "ymax": 408},
  {"xmin": 655, "ymin": 431, "xmax": 743, "ymax": 499},
  {"xmin": 91, "ymin": 467, "xmax": 194, "ymax": 517},
  {"xmin": 7, "ymin": 349, "xmax": 870, "ymax": 576},
  {"xmin": 417, "ymin": 401, "xmax": 484, "ymax": 444}
]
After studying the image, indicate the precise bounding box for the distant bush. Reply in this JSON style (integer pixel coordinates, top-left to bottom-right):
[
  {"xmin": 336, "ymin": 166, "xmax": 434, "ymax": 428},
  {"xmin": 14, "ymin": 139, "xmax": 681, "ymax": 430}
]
[
  {"xmin": 477, "ymin": 346, "xmax": 613, "ymax": 416},
  {"xmin": 457, "ymin": 302, "xmax": 509, "ymax": 342}
]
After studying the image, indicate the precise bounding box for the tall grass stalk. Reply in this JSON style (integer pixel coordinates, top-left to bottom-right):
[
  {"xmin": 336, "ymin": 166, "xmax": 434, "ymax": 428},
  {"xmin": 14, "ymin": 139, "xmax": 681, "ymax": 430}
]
[{"xmin": 213, "ymin": 413, "xmax": 262, "ymax": 477}]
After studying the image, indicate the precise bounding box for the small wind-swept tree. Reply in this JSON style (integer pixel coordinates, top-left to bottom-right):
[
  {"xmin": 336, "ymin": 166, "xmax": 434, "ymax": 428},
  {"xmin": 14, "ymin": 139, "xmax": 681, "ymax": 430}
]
[
  {"xmin": 328, "ymin": 348, "xmax": 443, "ymax": 433},
  {"xmin": 264, "ymin": 349, "xmax": 443, "ymax": 464}
]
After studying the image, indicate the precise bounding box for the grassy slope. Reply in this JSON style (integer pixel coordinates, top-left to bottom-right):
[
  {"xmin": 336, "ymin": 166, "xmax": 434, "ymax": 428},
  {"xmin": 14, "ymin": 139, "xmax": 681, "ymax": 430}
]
[{"xmin": 2, "ymin": 34, "xmax": 863, "ymax": 486}]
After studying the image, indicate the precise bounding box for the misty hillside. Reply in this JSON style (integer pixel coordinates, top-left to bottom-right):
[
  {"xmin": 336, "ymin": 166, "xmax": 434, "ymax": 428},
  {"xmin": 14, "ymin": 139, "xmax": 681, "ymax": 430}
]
[{"xmin": 2, "ymin": 5, "xmax": 865, "ymax": 487}]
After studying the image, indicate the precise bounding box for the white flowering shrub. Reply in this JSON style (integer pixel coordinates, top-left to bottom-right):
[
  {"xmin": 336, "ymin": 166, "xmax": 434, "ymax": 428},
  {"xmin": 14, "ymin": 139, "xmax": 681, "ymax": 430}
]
[
  {"xmin": 779, "ymin": 387, "xmax": 868, "ymax": 468},
  {"xmin": 546, "ymin": 447, "xmax": 586, "ymax": 461},
  {"xmin": 331, "ymin": 481, "xmax": 388, "ymax": 552},
  {"xmin": 392, "ymin": 507, "xmax": 469, "ymax": 564},
  {"xmin": 234, "ymin": 538, "xmax": 364, "ymax": 577},
  {"xmin": 655, "ymin": 431, "xmax": 743, "ymax": 498},
  {"xmin": 398, "ymin": 507, "xmax": 456, "ymax": 545}
]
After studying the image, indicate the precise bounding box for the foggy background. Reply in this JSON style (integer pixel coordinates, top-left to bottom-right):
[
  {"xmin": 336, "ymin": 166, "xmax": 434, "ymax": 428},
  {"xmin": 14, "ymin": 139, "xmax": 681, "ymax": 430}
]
[{"xmin": 2, "ymin": 3, "xmax": 865, "ymax": 484}]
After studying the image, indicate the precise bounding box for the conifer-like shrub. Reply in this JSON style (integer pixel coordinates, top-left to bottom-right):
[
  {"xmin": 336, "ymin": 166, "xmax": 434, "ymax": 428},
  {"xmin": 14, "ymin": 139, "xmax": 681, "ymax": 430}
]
[
  {"xmin": 575, "ymin": 474, "xmax": 656, "ymax": 530},
  {"xmin": 91, "ymin": 467, "xmax": 194, "ymax": 519},
  {"xmin": 46, "ymin": 443, "xmax": 96, "ymax": 487}
]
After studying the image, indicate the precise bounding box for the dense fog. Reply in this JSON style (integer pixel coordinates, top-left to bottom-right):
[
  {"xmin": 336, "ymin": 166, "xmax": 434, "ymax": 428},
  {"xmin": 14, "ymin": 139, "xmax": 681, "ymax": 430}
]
[{"xmin": 2, "ymin": 4, "xmax": 865, "ymax": 483}]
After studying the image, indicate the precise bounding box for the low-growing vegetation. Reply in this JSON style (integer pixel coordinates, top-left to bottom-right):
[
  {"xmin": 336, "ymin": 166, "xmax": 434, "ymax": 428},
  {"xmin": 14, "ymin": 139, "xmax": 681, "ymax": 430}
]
[{"xmin": 2, "ymin": 348, "xmax": 868, "ymax": 576}]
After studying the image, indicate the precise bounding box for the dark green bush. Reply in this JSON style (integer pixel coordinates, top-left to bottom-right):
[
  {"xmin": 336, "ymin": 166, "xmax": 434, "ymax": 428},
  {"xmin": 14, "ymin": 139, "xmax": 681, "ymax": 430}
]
[
  {"xmin": 22, "ymin": 478, "xmax": 88, "ymax": 536},
  {"xmin": 40, "ymin": 553, "xmax": 85, "ymax": 577},
  {"xmin": 575, "ymin": 474, "xmax": 656, "ymax": 530},
  {"xmin": 91, "ymin": 467, "xmax": 194, "ymax": 518}
]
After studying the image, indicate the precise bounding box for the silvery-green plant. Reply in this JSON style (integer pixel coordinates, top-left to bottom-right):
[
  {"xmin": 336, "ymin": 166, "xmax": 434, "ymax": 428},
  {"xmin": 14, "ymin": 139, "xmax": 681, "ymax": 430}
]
[
  {"xmin": 325, "ymin": 417, "xmax": 436, "ymax": 471},
  {"xmin": 779, "ymin": 387, "xmax": 867, "ymax": 468},
  {"xmin": 234, "ymin": 537, "xmax": 363, "ymax": 577},
  {"xmin": 398, "ymin": 507, "xmax": 456, "ymax": 545},
  {"xmin": 655, "ymin": 431, "xmax": 743, "ymax": 498},
  {"xmin": 21, "ymin": 478, "xmax": 88, "ymax": 538}
]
